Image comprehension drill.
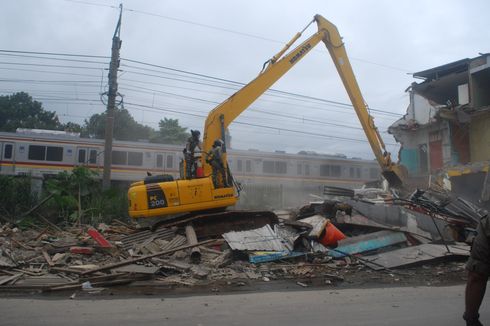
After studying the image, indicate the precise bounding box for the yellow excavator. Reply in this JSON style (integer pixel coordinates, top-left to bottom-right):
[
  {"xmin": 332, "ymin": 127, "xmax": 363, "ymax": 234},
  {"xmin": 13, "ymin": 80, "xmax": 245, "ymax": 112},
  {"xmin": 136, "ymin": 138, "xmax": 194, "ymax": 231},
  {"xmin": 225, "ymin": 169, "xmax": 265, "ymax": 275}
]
[{"xmin": 128, "ymin": 14, "xmax": 406, "ymax": 220}]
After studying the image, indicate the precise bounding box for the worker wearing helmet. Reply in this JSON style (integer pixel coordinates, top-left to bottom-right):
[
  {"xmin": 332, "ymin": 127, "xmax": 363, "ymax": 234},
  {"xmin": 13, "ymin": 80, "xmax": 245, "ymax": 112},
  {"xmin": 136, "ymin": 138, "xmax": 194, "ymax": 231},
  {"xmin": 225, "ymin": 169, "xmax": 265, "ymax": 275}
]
[{"xmin": 206, "ymin": 139, "xmax": 228, "ymax": 188}]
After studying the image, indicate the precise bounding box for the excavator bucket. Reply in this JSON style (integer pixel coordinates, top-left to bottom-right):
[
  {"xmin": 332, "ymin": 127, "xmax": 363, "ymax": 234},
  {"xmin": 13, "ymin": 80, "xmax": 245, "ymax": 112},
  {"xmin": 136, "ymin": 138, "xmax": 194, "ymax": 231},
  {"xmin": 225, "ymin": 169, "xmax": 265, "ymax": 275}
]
[
  {"xmin": 382, "ymin": 171, "xmax": 404, "ymax": 189},
  {"xmin": 382, "ymin": 164, "xmax": 407, "ymax": 189}
]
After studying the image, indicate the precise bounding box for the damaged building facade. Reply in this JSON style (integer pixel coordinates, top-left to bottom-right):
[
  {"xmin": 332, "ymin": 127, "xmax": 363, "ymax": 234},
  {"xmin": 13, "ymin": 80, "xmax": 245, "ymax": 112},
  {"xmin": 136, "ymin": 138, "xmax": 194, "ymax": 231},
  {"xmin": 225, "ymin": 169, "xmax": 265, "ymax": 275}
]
[{"xmin": 389, "ymin": 53, "xmax": 490, "ymax": 207}]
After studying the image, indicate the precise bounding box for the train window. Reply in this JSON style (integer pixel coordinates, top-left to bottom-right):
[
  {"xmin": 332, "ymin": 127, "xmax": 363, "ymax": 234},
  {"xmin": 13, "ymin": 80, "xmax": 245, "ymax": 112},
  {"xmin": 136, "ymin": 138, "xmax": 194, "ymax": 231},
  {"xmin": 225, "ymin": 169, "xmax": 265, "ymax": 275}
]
[
  {"xmin": 320, "ymin": 165, "xmax": 329, "ymax": 176},
  {"xmin": 4, "ymin": 144, "xmax": 13, "ymax": 159},
  {"xmin": 78, "ymin": 149, "xmax": 86, "ymax": 163},
  {"xmin": 246, "ymin": 160, "xmax": 251, "ymax": 173},
  {"xmin": 320, "ymin": 164, "xmax": 341, "ymax": 177},
  {"xmin": 128, "ymin": 152, "xmax": 143, "ymax": 166},
  {"xmin": 349, "ymin": 167, "xmax": 361, "ymax": 179},
  {"xmin": 275, "ymin": 161, "xmax": 287, "ymax": 174},
  {"xmin": 305, "ymin": 164, "xmax": 310, "ymax": 176},
  {"xmin": 370, "ymin": 168, "xmax": 378, "ymax": 179},
  {"xmin": 297, "ymin": 163, "xmax": 302, "ymax": 175},
  {"xmin": 166, "ymin": 155, "xmax": 174, "ymax": 169},
  {"xmin": 331, "ymin": 165, "xmax": 341, "ymax": 177},
  {"xmin": 46, "ymin": 146, "xmax": 63, "ymax": 162},
  {"xmin": 237, "ymin": 159, "xmax": 243, "ymax": 172},
  {"xmin": 263, "ymin": 161, "xmax": 275, "ymax": 173},
  {"xmin": 28, "ymin": 145, "xmax": 46, "ymax": 160},
  {"xmin": 89, "ymin": 150, "xmax": 97, "ymax": 164},
  {"xmin": 263, "ymin": 161, "xmax": 287, "ymax": 174},
  {"xmin": 112, "ymin": 151, "xmax": 127, "ymax": 165},
  {"xmin": 156, "ymin": 154, "xmax": 163, "ymax": 168}
]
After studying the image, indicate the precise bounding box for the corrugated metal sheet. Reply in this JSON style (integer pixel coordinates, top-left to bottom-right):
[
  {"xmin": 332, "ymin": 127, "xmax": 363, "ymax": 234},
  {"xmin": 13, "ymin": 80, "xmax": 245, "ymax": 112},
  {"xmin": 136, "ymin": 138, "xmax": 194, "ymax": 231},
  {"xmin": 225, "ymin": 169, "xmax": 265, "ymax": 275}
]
[{"xmin": 222, "ymin": 225, "xmax": 288, "ymax": 252}]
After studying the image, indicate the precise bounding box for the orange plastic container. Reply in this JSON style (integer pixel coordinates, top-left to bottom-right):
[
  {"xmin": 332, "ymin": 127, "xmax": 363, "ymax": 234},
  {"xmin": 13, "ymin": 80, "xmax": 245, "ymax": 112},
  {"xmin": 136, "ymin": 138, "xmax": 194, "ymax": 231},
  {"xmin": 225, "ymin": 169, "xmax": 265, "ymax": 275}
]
[{"xmin": 319, "ymin": 221, "xmax": 346, "ymax": 247}]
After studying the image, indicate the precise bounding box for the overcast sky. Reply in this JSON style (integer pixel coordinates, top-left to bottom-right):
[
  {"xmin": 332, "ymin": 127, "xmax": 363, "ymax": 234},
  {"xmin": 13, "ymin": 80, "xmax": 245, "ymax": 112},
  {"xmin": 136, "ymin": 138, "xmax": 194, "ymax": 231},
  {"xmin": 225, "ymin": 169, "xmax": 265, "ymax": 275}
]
[{"xmin": 1, "ymin": 0, "xmax": 488, "ymax": 159}]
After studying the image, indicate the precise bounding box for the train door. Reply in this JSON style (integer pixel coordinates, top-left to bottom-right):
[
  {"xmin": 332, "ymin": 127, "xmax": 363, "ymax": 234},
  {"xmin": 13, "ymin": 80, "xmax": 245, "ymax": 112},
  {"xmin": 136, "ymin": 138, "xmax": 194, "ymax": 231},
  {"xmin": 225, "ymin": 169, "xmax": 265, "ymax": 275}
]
[
  {"xmin": 76, "ymin": 147, "xmax": 98, "ymax": 166},
  {"xmin": 0, "ymin": 142, "xmax": 15, "ymax": 174}
]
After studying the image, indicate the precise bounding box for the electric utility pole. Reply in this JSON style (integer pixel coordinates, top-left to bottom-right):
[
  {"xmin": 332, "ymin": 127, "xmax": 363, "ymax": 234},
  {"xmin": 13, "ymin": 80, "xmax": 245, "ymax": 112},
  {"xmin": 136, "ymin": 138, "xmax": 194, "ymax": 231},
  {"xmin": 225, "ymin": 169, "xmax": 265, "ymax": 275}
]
[{"xmin": 102, "ymin": 4, "xmax": 123, "ymax": 190}]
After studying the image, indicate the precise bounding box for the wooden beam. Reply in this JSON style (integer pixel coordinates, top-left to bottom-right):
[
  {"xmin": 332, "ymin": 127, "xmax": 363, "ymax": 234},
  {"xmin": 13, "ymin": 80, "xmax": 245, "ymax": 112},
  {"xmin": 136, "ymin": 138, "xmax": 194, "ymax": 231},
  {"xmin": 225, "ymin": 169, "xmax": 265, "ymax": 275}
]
[{"xmin": 81, "ymin": 239, "xmax": 216, "ymax": 275}]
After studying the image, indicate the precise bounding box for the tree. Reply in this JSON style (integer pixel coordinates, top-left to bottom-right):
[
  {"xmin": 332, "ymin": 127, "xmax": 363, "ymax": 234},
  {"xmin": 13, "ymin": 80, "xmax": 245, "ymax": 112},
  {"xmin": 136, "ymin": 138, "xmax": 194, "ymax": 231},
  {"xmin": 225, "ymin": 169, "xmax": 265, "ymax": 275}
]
[
  {"xmin": 150, "ymin": 118, "xmax": 189, "ymax": 144},
  {"xmin": 62, "ymin": 122, "xmax": 83, "ymax": 133},
  {"xmin": 0, "ymin": 92, "xmax": 61, "ymax": 131},
  {"xmin": 81, "ymin": 108, "xmax": 153, "ymax": 141}
]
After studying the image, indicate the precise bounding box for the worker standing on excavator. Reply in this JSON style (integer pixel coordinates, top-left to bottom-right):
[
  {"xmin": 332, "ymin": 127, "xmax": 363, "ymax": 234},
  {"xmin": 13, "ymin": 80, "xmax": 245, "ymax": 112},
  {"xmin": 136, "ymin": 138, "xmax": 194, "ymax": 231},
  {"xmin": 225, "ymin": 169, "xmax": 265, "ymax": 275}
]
[
  {"xmin": 183, "ymin": 130, "xmax": 202, "ymax": 179},
  {"xmin": 206, "ymin": 139, "xmax": 228, "ymax": 188}
]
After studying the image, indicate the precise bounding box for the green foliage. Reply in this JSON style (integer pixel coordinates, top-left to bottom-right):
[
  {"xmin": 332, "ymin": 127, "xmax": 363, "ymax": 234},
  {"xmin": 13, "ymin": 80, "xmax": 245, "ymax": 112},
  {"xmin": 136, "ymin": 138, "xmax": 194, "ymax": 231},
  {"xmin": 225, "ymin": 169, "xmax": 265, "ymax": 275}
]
[
  {"xmin": 0, "ymin": 175, "xmax": 36, "ymax": 221},
  {"xmin": 81, "ymin": 108, "xmax": 153, "ymax": 141},
  {"xmin": 151, "ymin": 117, "xmax": 189, "ymax": 144},
  {"xmin": 0, "ymin": 92, "xmax": 62, "ymax": 131},
  {"xmin": 62, "ymin": 121, "xmax": 83, "ymax": 133},
  {"xmin": 44, "ymin": 166, "xmax": 127, "ymax": 224}
]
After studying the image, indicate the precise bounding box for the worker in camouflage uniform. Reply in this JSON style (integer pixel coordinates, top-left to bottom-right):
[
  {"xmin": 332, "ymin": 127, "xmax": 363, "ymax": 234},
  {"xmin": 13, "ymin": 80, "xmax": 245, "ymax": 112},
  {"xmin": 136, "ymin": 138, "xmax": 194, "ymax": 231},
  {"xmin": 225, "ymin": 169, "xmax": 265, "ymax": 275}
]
[
  {"xmin": 206, "ymin": 139, "xmax": 228, "ymax": 188},
  {"xmin": 464, "ymin": 212, "xmax": 490, "ymax": 326},
  {"xmin": 183, "ymin": 130, "xmax": 202, "ymax": 179}
]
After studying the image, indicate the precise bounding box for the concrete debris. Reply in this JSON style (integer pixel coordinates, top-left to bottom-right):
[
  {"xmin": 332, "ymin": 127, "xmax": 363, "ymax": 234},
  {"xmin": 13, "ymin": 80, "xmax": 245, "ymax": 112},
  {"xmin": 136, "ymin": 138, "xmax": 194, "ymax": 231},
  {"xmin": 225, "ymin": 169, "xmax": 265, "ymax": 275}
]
[
  {"xmin": 0, "ymin": 190, "xmax": 479, "ymax": 294},
  {"xmin": 361, "ymin": 243, "xmax": 470, "ymax": 270}
]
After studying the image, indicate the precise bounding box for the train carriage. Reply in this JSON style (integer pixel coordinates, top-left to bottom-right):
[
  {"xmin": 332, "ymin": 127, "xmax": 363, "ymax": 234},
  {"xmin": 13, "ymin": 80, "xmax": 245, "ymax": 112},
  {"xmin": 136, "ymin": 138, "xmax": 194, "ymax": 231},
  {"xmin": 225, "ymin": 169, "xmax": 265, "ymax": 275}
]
[{"xmin": 0, "ymin": 129, "xmax": 380, "ymax": 208}]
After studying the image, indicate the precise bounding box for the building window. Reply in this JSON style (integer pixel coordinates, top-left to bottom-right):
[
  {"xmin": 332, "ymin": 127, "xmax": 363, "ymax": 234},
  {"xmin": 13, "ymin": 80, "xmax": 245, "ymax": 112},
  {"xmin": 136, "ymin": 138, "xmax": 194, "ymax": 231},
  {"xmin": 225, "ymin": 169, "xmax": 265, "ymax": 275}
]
[
  {"xmin": 297, "ymin": 163, "xmax": 302, "ymax": 175},
  {"xmin": 166, "ymin": 155, "xmax": 174, "ymax": 169},
  {"xmin": 246, "ymin": 160, "xmax": 251, "ymax": 172},
  {"xmin": 112, "ymin": 151, "xmax": 127, "ymax": 165},
  {"xmin": 4, "ymin": 144, "xmax": 13, "ymax": 159},
  {"xmin": 237, "ymin": 159, "xmax": 243, "ymax": 172},
  {"xmin": 305, "ymin": 164, "xmax": 310, "ymax": 176},
  {"xmin": 128, "ymin": 152, "xmax": 143, "ymax": 166},
  {"xmin": 156, "ymin": 154, "xmax": 163, "ymax": 168}
]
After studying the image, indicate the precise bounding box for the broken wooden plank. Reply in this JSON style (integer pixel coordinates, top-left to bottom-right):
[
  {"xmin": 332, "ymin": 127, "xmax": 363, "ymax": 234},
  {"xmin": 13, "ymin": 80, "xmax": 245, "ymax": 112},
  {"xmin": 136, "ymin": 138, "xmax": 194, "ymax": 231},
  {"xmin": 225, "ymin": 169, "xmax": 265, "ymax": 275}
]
[
  {"xmin": 328, "ymin": 230, "xmax": 408, "ymax": 258},
  {"xmin": 49, "ymin": 267, "xmax": 85, "ymax": 275},
  {"xmin": 42, "ymin": 250, "xmax": 54, "ymax": 267},
  {"xmin": 81, "ymin": 239, "xmax": 216, "ymax": 275},
  {"xmin": 114, "ymin": 264, "xmax": 160, "ymax": 274},
  {"xmin": 361, "ymin": 243, "xmax": 470, "ymax": 270},
  {"xmin": 0, "ymin": 273, "xmax": 23, "ymax": 285}
]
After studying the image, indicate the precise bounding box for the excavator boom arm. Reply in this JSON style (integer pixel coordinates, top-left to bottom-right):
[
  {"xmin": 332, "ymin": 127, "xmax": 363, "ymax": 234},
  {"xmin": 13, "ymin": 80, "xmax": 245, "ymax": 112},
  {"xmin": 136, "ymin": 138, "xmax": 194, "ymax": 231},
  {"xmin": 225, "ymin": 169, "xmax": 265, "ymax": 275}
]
[
  {"xmin": 202, "ymin": 28, "xmax": 325, "ymax": 176},
  {"xmin": 201, "ymin": 15, "xmax": 404, "ymax": 187}
]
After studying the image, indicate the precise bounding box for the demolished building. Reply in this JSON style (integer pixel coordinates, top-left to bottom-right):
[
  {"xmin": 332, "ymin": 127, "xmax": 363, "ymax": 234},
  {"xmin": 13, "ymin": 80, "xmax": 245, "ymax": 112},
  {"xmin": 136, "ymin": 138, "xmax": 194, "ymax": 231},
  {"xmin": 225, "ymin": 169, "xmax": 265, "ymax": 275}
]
[{"xmin": 389, "ymin": 53, "xmax": 490, "ymax": 208}]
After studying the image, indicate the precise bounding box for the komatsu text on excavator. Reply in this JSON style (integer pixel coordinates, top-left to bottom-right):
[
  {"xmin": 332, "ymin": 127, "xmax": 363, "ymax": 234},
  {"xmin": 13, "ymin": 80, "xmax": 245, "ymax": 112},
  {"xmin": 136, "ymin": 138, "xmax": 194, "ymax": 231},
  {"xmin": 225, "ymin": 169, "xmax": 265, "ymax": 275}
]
[{"xmin": 128, "ymin": 14, "xmax": 406, "ymax": 220}]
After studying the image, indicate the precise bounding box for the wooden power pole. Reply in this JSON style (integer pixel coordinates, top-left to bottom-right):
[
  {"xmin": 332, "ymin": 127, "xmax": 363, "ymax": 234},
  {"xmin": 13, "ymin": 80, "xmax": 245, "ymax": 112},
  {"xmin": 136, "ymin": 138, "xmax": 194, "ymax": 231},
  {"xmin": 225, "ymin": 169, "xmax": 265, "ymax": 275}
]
[{"xmin": 102, "ymin": 4, "xmax": 123, "ymax": 190}]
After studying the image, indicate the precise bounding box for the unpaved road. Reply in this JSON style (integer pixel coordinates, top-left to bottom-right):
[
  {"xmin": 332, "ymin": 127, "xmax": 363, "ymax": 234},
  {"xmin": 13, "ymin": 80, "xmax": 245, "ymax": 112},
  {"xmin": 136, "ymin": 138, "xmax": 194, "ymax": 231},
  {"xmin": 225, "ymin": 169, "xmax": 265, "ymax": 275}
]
[{"xmin": 0, "ymin": 285, "xmax": 488, "ymax": 325}]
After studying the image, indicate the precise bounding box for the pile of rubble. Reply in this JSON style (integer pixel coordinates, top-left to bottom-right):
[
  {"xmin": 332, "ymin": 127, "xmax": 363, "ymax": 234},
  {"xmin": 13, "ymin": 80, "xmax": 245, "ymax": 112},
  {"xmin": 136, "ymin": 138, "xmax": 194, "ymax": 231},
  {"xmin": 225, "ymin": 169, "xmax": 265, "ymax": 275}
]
[{"xmin": 0, "ymin": 188, "xmax": 482, "ymax": 295}]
